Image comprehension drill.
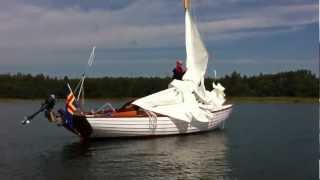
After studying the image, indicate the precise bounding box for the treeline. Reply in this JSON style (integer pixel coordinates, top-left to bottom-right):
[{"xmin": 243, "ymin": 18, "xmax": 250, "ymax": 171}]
[{"xmin": 0, "ymin": 70, "xmax": 318, "ymax": 99}]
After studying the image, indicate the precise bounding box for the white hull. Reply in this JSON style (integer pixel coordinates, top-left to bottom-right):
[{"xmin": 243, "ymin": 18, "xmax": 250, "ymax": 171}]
[{"xmin": 86, "ymin": 104, "xmax": 232, "ymax": 138}]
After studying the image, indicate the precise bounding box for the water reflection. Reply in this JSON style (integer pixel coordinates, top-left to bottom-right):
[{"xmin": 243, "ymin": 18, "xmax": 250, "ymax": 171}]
[
  {"xmin": 49, "ymin": 131, "xmax": 231, "ymax": 179},
  {"xmin": 61, "ymin": 142, "xmax": 92, "ymax": 159}
]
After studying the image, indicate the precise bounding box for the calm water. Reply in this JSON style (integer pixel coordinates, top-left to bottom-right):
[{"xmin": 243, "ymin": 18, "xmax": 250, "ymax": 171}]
[{"xmin": 0, "ymin": 100, "xmax": 317, "ymax": 180}]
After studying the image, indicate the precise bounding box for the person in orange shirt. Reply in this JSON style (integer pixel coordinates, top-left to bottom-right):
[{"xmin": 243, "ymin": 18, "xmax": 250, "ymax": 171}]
[{"xmin": 172, "ymin": 60, "xmax": 186, "ymax": 80}]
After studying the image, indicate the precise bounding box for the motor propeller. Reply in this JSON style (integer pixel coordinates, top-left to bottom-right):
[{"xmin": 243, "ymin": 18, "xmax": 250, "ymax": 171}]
[{"xmin": 21, "ymin": 94, "xmax": 56, "ymax": 125}]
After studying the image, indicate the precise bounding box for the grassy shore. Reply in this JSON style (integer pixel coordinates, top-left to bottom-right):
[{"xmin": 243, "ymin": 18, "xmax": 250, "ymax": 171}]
[{"xmin": 228, "ymin": 97, "xmax": 319, "ymax": 103}]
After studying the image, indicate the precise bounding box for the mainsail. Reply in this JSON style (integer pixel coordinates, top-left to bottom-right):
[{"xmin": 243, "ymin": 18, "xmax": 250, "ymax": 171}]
[
  {"xmin": 133, "ymin": 0, "xmax": 225, "ymax": 123},
  {"xmin": 183, "ymin": 7, "xmax": 208, "ymax": 86}
]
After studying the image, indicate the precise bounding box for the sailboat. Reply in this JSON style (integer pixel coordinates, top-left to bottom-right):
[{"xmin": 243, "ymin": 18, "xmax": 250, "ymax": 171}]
[{"xmin": 23, "ymin": 0, "xmax": 233, "ymax": 139}]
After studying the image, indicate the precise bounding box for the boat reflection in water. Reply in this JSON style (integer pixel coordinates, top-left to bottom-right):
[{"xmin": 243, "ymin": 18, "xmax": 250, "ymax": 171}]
[{"xmin": 41, "ymin": 131, "xmax": 232, "ymax": 179}]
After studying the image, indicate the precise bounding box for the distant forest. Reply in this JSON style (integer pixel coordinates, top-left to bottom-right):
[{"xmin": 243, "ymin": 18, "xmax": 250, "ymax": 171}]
[{"xmin": 0, "ymin": 70, "xmax": 318, "ymax": 99}]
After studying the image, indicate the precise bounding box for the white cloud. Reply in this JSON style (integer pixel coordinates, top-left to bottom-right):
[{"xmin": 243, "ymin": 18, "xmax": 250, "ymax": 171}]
[
  {"xmin": 0, "ymin": 1, "xmax": 317, "ymax": 50},
  {"xmin": 0, "ymin": 0, "xmax": 317, "ymax": 69}
]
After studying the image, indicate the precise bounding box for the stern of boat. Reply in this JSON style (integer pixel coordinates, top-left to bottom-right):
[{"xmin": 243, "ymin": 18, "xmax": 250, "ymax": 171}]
[
  {"xmin": 66, "ymin": 114, "xmax": 93, "ymax": 139},
  {"xmin": 46, "ymin": 110, "xmax": 93, "ymax": 140}
]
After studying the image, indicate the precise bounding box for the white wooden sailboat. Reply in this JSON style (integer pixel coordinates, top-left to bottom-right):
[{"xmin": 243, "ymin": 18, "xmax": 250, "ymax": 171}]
[
  {"xmin": 86, "ymin": 105, "xmax": 232, "ymax": 138},
  {"xmin": 24, "ymin": 0, "xmax": 233, "ymax": 139}
]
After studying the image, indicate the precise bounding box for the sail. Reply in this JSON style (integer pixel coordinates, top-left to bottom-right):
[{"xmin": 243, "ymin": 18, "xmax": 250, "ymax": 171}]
[
  {"xmin": 133, "ymin": 1, "xmax": 224, "ymax": 123},
  {"xmin": 182, "ymin": 9, "xmax": 209, "ymax": 85}
]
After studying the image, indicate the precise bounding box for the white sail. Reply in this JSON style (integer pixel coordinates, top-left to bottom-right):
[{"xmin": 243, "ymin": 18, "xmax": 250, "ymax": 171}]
[
  {"xmin": 133, "ymin": 1, "xmax": 224, "ymax": 123},
  {"xmin": 183, "ymin": 9, "xmax": 209, "ymax": 86}
]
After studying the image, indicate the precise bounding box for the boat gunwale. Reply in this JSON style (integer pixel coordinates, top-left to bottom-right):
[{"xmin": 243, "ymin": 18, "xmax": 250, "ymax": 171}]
[{"xmin": 82, "ymin": 104, "xmax": 233, "ymax": 119}]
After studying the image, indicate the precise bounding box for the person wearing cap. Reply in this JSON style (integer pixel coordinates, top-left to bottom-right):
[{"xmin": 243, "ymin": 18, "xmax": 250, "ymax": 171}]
[{"xmin": 172, "ymin": 60, "xmax": 186, "ymax": 80}]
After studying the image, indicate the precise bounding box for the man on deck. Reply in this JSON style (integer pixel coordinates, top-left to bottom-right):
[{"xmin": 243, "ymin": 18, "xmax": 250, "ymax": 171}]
[{"xmin": 172, "ymin": 60, "xmax": 186, "ymax": 80}]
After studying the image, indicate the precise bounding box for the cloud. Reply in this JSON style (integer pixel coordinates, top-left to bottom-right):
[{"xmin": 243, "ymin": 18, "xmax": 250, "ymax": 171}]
[
  {"xmin": 0, "ymin": 0, "xmax": 317, "ymax": 78},
  {"xmin": 0, "ymin": 1, "xmax": 317, "ymax": 51},
  {"xmin": 0, "ymin": 1, "xmax": 177, "ymax": 50}
]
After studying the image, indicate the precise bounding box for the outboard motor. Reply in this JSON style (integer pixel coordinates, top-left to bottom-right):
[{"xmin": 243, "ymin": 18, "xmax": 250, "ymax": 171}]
[{"xmin": 21, "ymin": 94, "xmax": 56, "ymax": 125}]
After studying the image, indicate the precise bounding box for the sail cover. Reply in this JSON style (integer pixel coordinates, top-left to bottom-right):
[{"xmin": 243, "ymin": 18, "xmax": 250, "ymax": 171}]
[{"xmin": 132, "ymin": 9, "xmax": 225, "ymax": 123}]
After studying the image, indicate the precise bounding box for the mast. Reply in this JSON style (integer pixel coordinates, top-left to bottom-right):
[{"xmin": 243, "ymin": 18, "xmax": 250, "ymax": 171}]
[{"xmin": 183, "ymin": 0, "xmax": 190, "ymax": 10}]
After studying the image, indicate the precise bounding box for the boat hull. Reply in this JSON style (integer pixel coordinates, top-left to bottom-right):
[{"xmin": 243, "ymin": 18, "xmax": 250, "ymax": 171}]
[{"xmin": 85, "ymin": 104, "xmax": 232, "ymax": 138}]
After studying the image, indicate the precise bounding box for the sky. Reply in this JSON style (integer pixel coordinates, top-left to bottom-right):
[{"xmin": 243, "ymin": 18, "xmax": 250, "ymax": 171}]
[{"xmin": 0, "ymin": 0, "xmax": 318, "ymax": 77}]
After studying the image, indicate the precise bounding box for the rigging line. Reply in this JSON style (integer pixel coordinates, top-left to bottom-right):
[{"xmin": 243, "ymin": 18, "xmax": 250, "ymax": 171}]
[
  {"xmin": 144, "ymin": 109, "xmax": 157, "ymax": 130},
  {"xmin": 74, "ymin": 74, "xmax": 84, "ymax": 95},
  {"xmin": 76, "ymin": 75, "xmax": 85, "ymax": 101},
  {"xmin": 76, "ymin": 46, "xmax": 96, "ymax": 103}
]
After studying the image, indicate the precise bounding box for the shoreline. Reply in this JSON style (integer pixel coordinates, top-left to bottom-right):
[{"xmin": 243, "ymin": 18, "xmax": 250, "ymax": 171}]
[
  {"xmin": 0, "ymin": 97, "xmax": 318, "ymax": 104},
  {"xmin": 227, "ymin": 97, "xmax": 318, "ymax": 104}
]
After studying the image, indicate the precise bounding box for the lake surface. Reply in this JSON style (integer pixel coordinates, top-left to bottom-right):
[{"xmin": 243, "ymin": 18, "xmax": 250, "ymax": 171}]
[{"xmin": 0, "ymin": 100, "xmax": 317, "ymax": 180}]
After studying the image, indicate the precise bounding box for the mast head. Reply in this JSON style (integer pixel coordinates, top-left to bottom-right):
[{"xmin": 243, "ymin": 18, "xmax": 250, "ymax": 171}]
[{"xmin": 183, "ymin": 0, "xmax": 190, "ymax": 10}]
